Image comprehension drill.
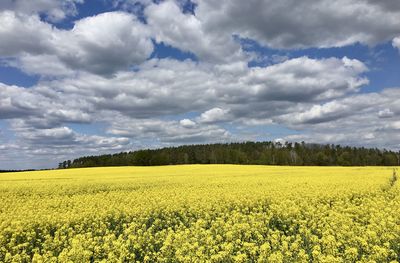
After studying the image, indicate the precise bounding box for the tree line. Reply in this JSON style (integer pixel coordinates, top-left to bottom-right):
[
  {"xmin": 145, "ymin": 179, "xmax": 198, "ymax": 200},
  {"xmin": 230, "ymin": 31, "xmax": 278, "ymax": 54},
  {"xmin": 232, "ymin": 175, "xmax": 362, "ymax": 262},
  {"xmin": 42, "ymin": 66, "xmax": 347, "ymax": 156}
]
[{"xmin": 59, "ymin": 141, "xmax": 400, "ymax": 169}]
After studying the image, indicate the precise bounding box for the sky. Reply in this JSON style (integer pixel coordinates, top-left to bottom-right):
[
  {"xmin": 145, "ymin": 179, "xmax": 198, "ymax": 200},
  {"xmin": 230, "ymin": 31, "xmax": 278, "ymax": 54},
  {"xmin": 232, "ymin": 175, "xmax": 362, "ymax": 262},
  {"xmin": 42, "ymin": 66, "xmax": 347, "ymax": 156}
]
[{"xmin": 0, "ymin": 0, "xmax": 400, "ymax": 170}]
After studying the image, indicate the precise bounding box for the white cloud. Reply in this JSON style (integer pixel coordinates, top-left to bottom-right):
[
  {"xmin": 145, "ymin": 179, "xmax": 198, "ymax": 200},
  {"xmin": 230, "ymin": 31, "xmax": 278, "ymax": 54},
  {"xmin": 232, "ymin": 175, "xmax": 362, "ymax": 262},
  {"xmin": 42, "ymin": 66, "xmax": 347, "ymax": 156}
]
[
  {"xmin": 0, "ymin": 55, "xmax": 369, "ymax": 129},
  {"xmin": 33, "ymin": 56, "xmax": 367, "ymax": 124},
  {"xmin": 54, "ymin": 11, "xmax": 153, "ymax": 76},
  {"xmin": 2, "ymin": 0, "xmax": 391, "ymax": 78},
  {"xmin": 180, "ymin": 119, "xmax": 196, "ymax": 128},
  {"xmin": 243, "ymin": 56, "xmax": 368, "ymax": 102},
  {"xmin": 277, "ymin": 101, "xmax": 350, "ymax": 125},
  {"xmin": 5, "ymin": 54, "xmax": 75, "ymax": 77},
  {"xmin": 378, "ymin": 108, "xmax": 395, "ymax": 118},
  {"xmin": 393, "ymin": 37, "xmax": 400, "ymax": 51},
  {"xmin": 20, "ymin": 126, "xmax": 76, "ymax": 144},
  {"xmin": 279, "ymin": 88, "xmax": 400, "ymax": 150},
  {"xmin": 0, "ymin": 83, "xmax": 44, "ymax": 119},
  {"xmin": 198, "ymin": 108, "xmax": 231, "ymax": 124},
  {"xmin": 0, "ymin": 11, "xmax": 153, "ymax": 76},
  {"xmin": 0, "ymin": 61, "xmax": 398, "ymax": 169},
  {"xmin": 145, "ymin": 0, "xmax": 243, "ymax": 63},
  {"xmin": 0, "ymin": 53, "xmax": 379, "ymax": 170},
  {"xmin": 0, "ymin": 11, "xmax": 54, "ymax": 57}
]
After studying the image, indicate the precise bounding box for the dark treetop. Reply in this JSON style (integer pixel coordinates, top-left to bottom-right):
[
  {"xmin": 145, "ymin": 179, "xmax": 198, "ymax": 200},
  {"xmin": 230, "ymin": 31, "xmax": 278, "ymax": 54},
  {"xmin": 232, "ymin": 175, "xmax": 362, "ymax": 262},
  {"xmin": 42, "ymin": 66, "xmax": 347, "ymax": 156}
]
[{"xmin": 59, "ymin": 141, "xmax": 400, "ymax": 169}]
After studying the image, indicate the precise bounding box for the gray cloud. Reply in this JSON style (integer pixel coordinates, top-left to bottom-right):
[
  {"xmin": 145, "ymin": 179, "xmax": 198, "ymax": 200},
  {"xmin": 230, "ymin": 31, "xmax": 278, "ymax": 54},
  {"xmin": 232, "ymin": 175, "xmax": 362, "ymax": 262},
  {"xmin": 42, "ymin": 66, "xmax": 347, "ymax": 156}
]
[
  {"xmin": 31, "ymin": 57, "xmax": 367, "ymax": 124},
  {"xmin": 0, "ymin": 55, "xmax": 369, "ymax": 130},
  {"xmin": 277, "ymin": 88, "xmax": 400, "ymax": 127},
  {"xmin": 0, "ymin": 82, "xmax": 94, "ymax": 128},
  {"xmin": 107, "ymin": 116, "xmax": 231, "ymax": 144},
  {"xmin": 195, "ymin": 0, "xmax": 400, "ymax": 49},
  {"xmin": 0, "ymin": 83, "xmax": 43, "ymax": 119},
  {"xmin": 0, "ymin": 0, "xmax": 83, "ymax": 22},
  {"xmin": 279, "ymin": 88, "xmax": 400, "ymax": 150},
  {"xmin": 0, "ymin": 124, "xmax": 132, "ymax": 170}
]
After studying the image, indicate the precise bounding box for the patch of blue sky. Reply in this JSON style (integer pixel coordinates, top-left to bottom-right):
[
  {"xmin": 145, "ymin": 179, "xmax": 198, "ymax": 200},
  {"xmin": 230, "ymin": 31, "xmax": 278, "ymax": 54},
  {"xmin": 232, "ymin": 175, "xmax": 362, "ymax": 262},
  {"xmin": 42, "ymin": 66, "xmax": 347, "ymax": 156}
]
[
  {"xmin": 46, "ymin": 0, "xmax": 198, "ymax": 29},
  {"xmin": 0, "ymin": 120, "xmax": 15, "ymax": 141},
  {"xmin": 181, "ymin": 0, "xmax": 197, "ymax": 14},
  {"xmin": 46, "ymin": 1, "xmax": 119, "ymax": 29},
  {"xmin": 68, "ymin": 122, "xmax": 110, "ymax": 137},
  {"xmin": 150, "ymin": 41, "xmax": 198, "ymax": 61},
  {"xmin": 0, "ymin": 65, "xmax": 39, "ymax": 87}
]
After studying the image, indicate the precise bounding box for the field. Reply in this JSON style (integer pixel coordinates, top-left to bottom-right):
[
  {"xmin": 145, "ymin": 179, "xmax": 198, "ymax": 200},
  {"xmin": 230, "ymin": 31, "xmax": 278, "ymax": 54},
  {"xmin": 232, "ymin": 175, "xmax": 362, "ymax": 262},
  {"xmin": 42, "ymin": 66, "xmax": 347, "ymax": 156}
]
[{"xmin": 0, "ymin": 165, "xmax": 399, "ymax": 262}]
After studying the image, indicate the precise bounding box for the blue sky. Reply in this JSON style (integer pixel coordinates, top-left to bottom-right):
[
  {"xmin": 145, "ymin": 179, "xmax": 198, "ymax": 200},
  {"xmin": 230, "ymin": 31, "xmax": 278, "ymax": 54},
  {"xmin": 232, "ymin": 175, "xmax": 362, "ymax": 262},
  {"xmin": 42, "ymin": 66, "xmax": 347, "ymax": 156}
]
[{"xmin": 0, "ymin": 0, "xmax": 399, "ymax": 169}]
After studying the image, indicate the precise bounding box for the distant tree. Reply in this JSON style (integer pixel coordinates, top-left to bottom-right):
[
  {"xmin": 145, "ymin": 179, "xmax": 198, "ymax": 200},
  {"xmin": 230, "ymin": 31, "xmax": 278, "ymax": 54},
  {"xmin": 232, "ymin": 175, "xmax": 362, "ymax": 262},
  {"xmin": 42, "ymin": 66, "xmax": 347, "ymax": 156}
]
[{"xmin": 60, "ymin": 141, "xmax": 400, "ymax": 169}]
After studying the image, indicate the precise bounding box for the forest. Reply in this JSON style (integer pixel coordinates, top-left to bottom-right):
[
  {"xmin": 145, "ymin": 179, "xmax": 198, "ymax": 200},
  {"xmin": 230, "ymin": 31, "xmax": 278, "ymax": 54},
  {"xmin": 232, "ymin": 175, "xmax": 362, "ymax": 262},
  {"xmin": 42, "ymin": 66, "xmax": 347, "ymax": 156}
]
[{"xmin": 59, "ymin": 141, "xmax": 400, "ymax": 168}]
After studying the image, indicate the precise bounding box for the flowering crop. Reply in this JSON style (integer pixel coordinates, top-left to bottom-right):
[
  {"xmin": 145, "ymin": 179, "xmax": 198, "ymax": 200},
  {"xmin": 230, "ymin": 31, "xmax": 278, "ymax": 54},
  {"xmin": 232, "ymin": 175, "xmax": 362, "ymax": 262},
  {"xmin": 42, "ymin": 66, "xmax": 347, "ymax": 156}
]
[{"xmin": 0, "ymin": 165, "xmax": 399, "ymax": 262}]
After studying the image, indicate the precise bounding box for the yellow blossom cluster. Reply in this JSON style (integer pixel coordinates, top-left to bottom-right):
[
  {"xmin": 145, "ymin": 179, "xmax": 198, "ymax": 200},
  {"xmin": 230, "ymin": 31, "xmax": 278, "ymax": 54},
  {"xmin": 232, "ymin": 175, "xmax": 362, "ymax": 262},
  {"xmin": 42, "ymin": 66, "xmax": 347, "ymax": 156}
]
[{"xmin": 0, "ymin": 165, "xmax": 399, "ymax": 262}]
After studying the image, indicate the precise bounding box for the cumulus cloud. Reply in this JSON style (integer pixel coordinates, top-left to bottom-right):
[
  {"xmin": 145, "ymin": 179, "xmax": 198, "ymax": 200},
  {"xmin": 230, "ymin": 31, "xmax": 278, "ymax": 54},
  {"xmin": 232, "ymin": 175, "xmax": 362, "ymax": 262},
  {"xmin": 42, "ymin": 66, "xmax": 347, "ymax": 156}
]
[
  {"xmin": 145, "ymin": 0, "xmax": 243, "ymax": 62},
  {"xmin": 243, "ymin": 57, "xmax": 368, "ymax": 102},
  {"xmin": 195, "ymin": 0, "xmax": 400, "ymax": 49},
  {"xmin": 26, "ymin": 56, "xmax": 367, "ymax": 125},
  {"xmin": 198, "ymin": 108, "xmax": 231, "ymax": 124},
  {"xmin": 0, "ymin": 55, "xmax": 369, "ymax": 128},
  {"xmin": 0, "ymin": 10, "xmax": 153, "ymax": 76},
  {"xmin": 2, "ymin": 0, "xmax": 393, "ymax": 78},
  {"xmin": 0, "ymin": 11, "xmax": 54, "ymax": 57},
  {"xmin": 54, "ymin": 12, "xmax": 153, "ymax": 75},
  {"xmin": 180, "ymin": 119, "xmax": 196, "ymax": 128}
]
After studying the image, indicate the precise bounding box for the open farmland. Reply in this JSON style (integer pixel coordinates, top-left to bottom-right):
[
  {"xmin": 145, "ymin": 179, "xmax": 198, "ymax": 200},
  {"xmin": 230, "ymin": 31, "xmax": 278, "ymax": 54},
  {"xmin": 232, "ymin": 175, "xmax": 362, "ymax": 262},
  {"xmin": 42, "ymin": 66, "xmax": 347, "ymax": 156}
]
[{"xmin": 0, "ymin": 165, "xmax": 399, "ymax": 262}]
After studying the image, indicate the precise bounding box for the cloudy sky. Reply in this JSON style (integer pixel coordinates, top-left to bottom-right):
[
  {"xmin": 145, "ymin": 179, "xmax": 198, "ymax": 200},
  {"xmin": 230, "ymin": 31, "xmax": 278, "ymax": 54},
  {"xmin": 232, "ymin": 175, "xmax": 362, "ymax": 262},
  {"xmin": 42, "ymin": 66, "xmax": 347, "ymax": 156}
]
[{"xmin": 0, "ymin": 0, "xmax": 400, "ymax": 169}]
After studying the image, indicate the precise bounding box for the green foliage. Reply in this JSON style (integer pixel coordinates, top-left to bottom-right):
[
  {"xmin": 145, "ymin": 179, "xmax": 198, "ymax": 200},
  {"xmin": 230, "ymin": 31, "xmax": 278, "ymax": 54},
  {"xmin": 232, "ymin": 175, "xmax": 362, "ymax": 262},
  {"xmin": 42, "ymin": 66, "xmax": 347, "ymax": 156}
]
[{"xmin": 62, "ymin": 141, "xmax": 400, "ymax": 168}]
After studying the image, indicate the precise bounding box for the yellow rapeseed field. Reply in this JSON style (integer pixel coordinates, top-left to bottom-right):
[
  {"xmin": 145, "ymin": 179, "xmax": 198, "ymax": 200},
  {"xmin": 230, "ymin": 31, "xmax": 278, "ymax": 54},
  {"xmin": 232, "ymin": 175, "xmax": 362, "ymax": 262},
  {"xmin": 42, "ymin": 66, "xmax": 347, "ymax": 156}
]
[{"xmin": 0, "ymin": 165, "xmax": 399, "ymax": 262}]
